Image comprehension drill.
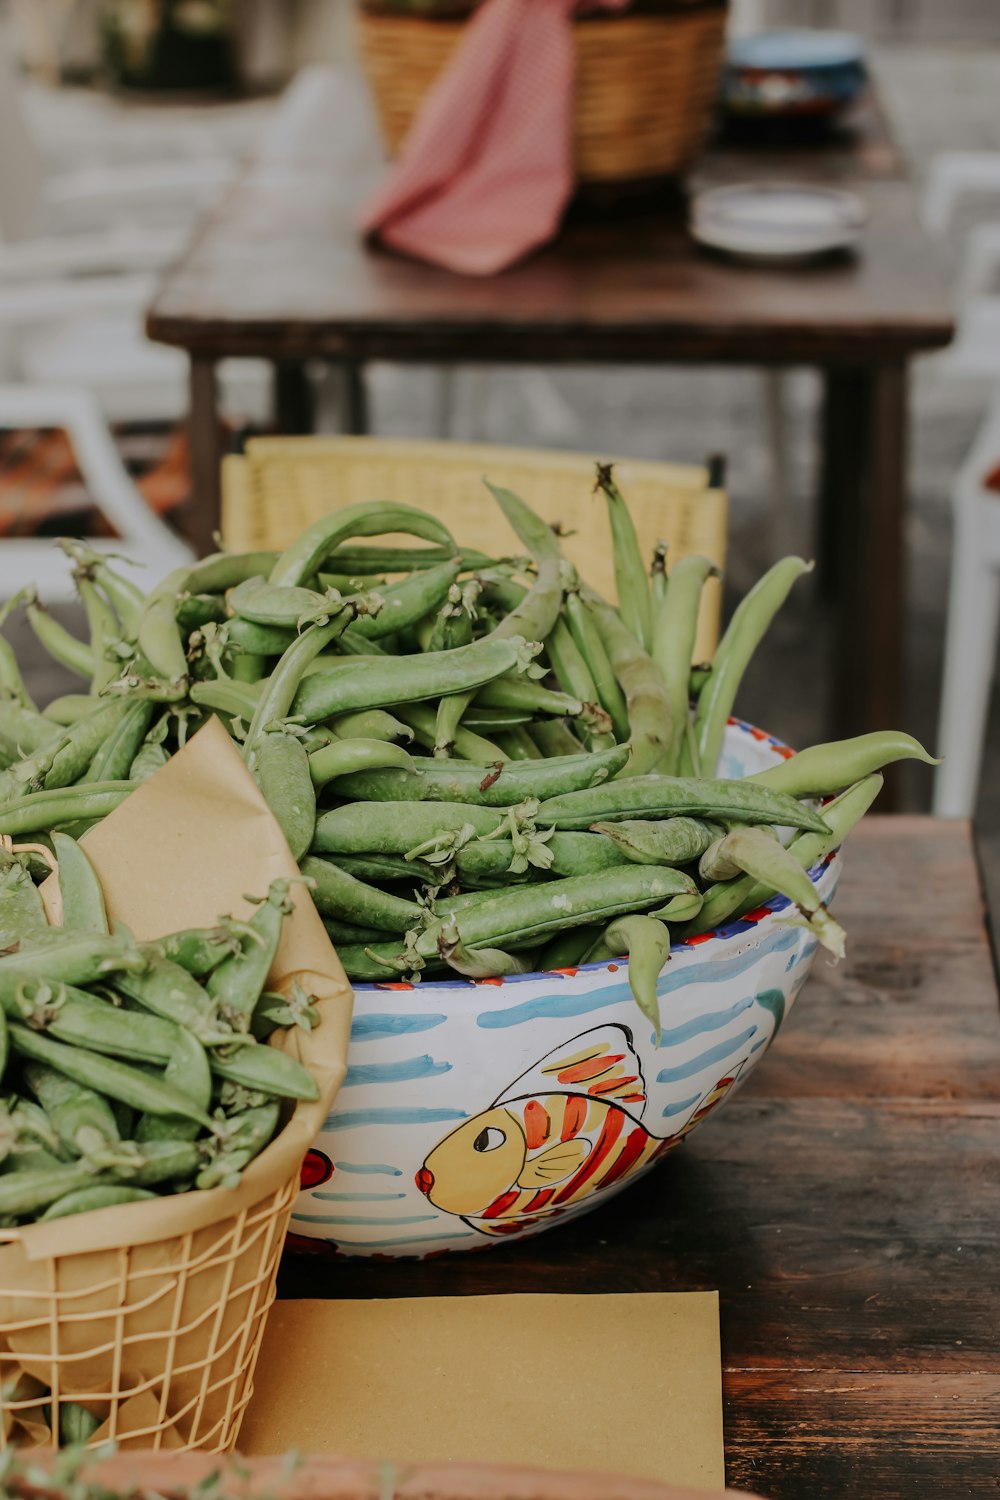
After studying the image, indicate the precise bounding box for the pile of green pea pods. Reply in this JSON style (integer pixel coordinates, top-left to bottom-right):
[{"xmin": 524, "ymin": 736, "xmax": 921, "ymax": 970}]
[
  {"xmin": 0, "ymin": 839, "xmax": 318, "ymax": 1227},
  {"xmin": 0, "ymin": 467, "xmax": 934, "ymax": 1036}
]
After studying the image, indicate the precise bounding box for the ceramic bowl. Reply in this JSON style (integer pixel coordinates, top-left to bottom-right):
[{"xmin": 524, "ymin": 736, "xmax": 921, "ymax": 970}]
[
  {"xmin": 722, "ymin": 29, "xmax": 866, "ymax": 119},
  {"xmin": 291, "ymin": 719, "xmax": 840, "ymax": 1258}
]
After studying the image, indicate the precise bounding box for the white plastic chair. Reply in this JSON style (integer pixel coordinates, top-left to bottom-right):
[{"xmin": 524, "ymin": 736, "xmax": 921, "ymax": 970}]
[
  {"xmin": 934, "ymin": 395, "xmax": 1000, "ymax": 818},
  {"xmin": 0, "ymin": 385, "xmax": 193, "ymax": 603}
]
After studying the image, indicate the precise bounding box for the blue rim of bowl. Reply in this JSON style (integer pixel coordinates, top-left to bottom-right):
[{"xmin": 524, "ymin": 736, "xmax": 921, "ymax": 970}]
[{"xmin": 354, "ymin": 717, "xmax": 840, "ymax": 992}]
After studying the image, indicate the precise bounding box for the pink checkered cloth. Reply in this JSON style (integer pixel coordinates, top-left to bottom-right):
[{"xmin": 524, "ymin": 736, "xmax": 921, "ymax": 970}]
[{"xmin": 360, "ymin": 0, "xmax": 630, "ymax": 275}]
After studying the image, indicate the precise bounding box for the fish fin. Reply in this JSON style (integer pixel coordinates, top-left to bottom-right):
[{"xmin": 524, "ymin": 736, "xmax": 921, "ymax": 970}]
[
  {"xmin": 516, "ymin": 1139, "xmax": 591, "ymax": 1188},
  {"xmin": 674, "ymin": 1055, "xmax": 752, "ymax": 1137},
  {"xmin": 495, "ymin": 1024, "xmax": 647, "ymax": 1115}
]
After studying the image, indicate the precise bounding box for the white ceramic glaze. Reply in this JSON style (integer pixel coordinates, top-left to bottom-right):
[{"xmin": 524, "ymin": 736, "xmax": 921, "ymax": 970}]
[{"xmin": 292, "ymin": 720, "xmax": 840, "ymax": 1258}]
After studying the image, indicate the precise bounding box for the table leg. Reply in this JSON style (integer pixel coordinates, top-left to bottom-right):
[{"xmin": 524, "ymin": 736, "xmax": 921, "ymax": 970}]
[
  {"xmin": 274, "ymin": 362, "xmax": 314, "ymax": 434},
  {"xmin": 342, "ymin": 361, "xmax": 369, "ymax": 435},
  {"xmin": 186, "ymin": 355, "xmax": 223, "ymax": 557},
  {"xmin": 822, "ymin": 363, "xmax": 908, "ymax": 797}
]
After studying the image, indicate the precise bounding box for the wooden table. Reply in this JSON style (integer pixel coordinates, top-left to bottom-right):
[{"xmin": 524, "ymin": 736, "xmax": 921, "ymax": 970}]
[
  {"xmin": 146, "ymin": 87, "xmax": 953, "ymax": 743},
  {"xmin": 279, "ymin": 817, "xmax": 1000, "ymax": 1499}
]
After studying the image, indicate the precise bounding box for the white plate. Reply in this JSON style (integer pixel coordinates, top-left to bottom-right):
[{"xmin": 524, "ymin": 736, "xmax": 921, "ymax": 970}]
[{"xmin": 690, "ymin": 183, "xmax": 867, "ymax": 262}]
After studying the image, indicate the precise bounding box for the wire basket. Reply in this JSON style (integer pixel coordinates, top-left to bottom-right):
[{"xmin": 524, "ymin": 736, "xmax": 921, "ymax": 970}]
[
  {"xmin": 357, "ymin": 1, "xmax": 729, "ymax": 183},
  {"xmin": 221, "ymin": 436, "xmax": 727, "ymax": 663},
  {"xmin": 0, "ymin": 1174, "xmax": 299, "ymax": 1452}
]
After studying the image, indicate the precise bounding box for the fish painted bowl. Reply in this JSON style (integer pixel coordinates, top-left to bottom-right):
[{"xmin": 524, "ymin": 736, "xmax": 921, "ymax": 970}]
[{"xmin": 291, "ymin": 719, "xmax": 840, "ymax": 1259}]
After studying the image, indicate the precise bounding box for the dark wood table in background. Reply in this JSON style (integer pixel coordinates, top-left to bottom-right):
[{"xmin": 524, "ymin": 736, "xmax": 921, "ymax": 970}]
[
  {"xmin": 146, "ymin": 85, "xmax": 953, "ymax": 745},
  {"xmin": 279, "ymin": 817, "xmax": 1000, "ymax": 1500}
]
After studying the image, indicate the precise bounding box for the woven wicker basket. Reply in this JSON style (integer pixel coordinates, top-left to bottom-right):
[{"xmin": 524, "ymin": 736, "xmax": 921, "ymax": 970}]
[
  {"xmin": 221, "ymin": 436, "xmax": 727, "ymax": 662},
  {"xmin": 357, "ymin": 1, "xmax": 729, "ymax": 183}
]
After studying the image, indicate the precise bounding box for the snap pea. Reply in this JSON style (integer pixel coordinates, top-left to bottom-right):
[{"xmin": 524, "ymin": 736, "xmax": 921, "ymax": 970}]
[
  {"xmin": 17, "ymin": 980, "xmax": 178, "ymax": 1065},
  {"xmin": 40, "ymin": 693, "xmax": 96, "ymax": 725},
  {"xmin": 563, "ymin": 581, "xmax": 630, "ymax": 741},
  {"xmin": 539, "ymin": 774, "xmax": 829, "ymax": 833},
  {"xmin": 587, "ymin": 914, "xmax": 671, "ymax": 1042},
  {"xmin": 680, "ymin": 773, "xmax": 883, "ymax": 937},
  {"xmin": 475, "ymin": 676, "xmax": 611, "ymax": 733},
  {"xmin": 51, "ymin": 832, "xmax": 109, "ymax": 934},
  {"xmin": 40, "ymin": 1185, "xmax": 156, "ymax": 1220},
  {"xmin": 189, "ymin": 677, "xmax": 260, "ymax": 719},
  {"xmin": 243, "ymin": 609, "xmax": 362, "ymax": 769},
  {"xmin": 437, "ymin": 925, "xmax": 535, "ymax": 979},
  {"xmin": 495, "ymin": 727, "xmax": 544, "ymax": 761},
  {"xmin": 225, "ymin": 617, "xmax": 296, "ymax": 656},
  {"xmin": 176, "ymin": 593, "xmax": 228, "ymax": 631},
  {"xmin": 81, "ymin": 698, "xmax": 154, "ymax": 784},
  {"xmin": 330, "ymin": 709, "xmax": 413, "ymax": 743},
  {"xmin": 324, "ymin": 544, "xmax": 492, "ymax": 574},
  {"xmin": 300, "ymin": 857, "xmax": 423, "ymax": 933},
  {"xmin": 308, "ymin": 737, "xmax": 415, "ymax": 789},
  {"xmin": 108, "ymin": 1138, "xmax": 201, "ymax": 1187},
  {"xmin": 353, "ymin": 559, "xmax": 462, "ymax": 640},
  {"xmin": 195, "ymin": 1102, "xmax": 280, "ymax": 1189},
  {"xmin": 0, "ymin": 782, "xmax": 133, "ymax": 836},
  {"xmin": 0, "ymin": 1160, "xmax": 106, "ymax": 1217},
  {"xmin": 331, "ymin": 744, "xmax": 631, "ymax": 807},
  {"xmin": 252, "ymin": 732, "xmax": 316, "ymax": 861},
  {"xmin": 335, "ymin": 853, "xmax": 437, "ymax": 884},
  {"xmin": 229, "ymin": 577, "xmax": 339, "ymax": 628},
  {"xmin": 538, "ymin": 926, "xmax": 604, "ymax": 970},
  {"xmin": 0, "ymin": 852, "xmax": 50, "ymax": 937},
  {"xmin": 269, "ymin": 501, "xmax": 456, "ymax": 590},
  {"xmin": 137, "ymin": 566, "xmax": 190, "ymax": 687},
  {"xmin": 455, "ymin": 831, "xmax": 631, "ymax": 881},
  {"xmin": 653, "ymin": 555, "xmax": 718, "ymax": 775},
  {"xmin": 207, "ymin": 878, "xmax": 295, "ymax": 1030},
  {"xmin": 527, "ymin": 719, "xmax": 586, "ymax": 758},
  {"xmin": 394, "ymin": 702, "xmax": 505, "ymax": 762},
  {"xmin": 231, "ymin": 651, "xmax": 269, "ymax": 684},
  {"xmin": 208, "ymin": 1039, "xmax": 319, "ymax": 1101},
  {"xmin": 692, "ymin": 557, "xmax": 812, "ymax": 777},
  {"xmin": 295, "ymin": 635, "xmax": 533, "ymax": 728},
  {"xmin": 416, "ymin": 865, "xmax": 698, "ymax": 956},
  {"xmin": 137, "ymin": 1025, "xmax": 213, "ymax": 1144},
  {"xmin": 23, "ymin": 1061, "xmax": 122, "ymax": 1161},
  {"xmin": 150, "ymin": 924, "xmax": 243, "ymax": 976},
  {"xmin": 746, "ymin": 731, "xmax": 935, "ymax": 798},
  {"xmin": 593, "ymin": 464, "xmax": 652, "ymax": 651},
  {"xmin": 590, "ymin": 816, "xmax": 722, "ymax": 867},
  {"xmin": 701, "ymin": 824, "xmax": 846, "ymax": 957},
  {"xmin": 10, "ymin": 1025, "xmax": 216, "ymax": 1128},
  {"xmin": 129, "ymin": 739, "xmax": 170, "ymax": 782},
  {"xmin": 185, "ymin": 549, "xmax": 279, "ymax": 594},
  {"xmin": 0, "ymin": 933, "xmax": 143, "ymax": 999},
  {"xmin": 113, "ymin": 950, "xmax": 234, "ymax": 1044},
  {"xmin": 313, "ymin": 800, "xmax": 507, "ymax": 856},
  {"xmin": 0, "ymin": 698, "xmax": 61, "ymax": 754},
  {"xmin": 78, "ymin": 574, "xmax": 122, "ymax": 695},
  {"xmin": 25, "ymin": 597, "xmax": 95, "ymax": 678},
  {"xmin": 582, "ymin": 592, "xmax": 672, "ymax": 776}
]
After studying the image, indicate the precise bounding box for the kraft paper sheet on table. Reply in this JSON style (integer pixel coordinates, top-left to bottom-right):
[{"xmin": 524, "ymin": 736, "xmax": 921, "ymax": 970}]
[{"xmin": 239, "ymin": 1292, "xmax": 724, "ymax": 1488}]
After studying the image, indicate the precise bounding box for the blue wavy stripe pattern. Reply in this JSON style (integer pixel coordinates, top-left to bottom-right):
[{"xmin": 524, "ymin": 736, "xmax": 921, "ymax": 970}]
[
  {"xmin": 324, "ymin": 1107, "xmax": 467, "ymax": 1131},
  {"xmin": 655, "ymin": 1025, "xmax": 758, "ymax": 1083},
  {"xmin": 351, "ymin": 1013, "xmax": 447, "ymax": 1040},
  {"xmin": 311, "ymin": 1191, "xmax": 407, "ymax": 1202},
  {"xmin": 333, "ymin": 1161, "xmax": 403, "ymax": 1176},
  {"xmin": 343, "ymin": 1055, "xmax": 452, "ymax": 1087},
  {"xmin": 289, "ymin": 1213, "xmax": 439, "ymax": 1226}
]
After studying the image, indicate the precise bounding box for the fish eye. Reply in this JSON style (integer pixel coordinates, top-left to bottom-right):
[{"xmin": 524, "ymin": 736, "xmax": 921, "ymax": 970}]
[{"xmin": 473, "ymin": 1126, "xmax": 507, "ymax": 1153}]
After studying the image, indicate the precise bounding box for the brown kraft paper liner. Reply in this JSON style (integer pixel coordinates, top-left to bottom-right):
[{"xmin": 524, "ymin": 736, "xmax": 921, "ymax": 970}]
[{"xmin": 0, "ymin": 717, "xmax": 353, "ymax": 1446}]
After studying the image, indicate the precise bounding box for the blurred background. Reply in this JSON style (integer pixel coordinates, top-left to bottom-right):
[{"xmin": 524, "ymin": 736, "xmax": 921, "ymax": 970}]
[{"xmin": 2, "ymin": 0, "xmax": 1000, "ymax": 902}]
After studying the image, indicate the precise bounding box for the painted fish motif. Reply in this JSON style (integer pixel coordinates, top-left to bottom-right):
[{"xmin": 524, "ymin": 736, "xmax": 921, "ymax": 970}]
[{"xmin": 416, "ymin": 1023, "xmax": 747, "ymax": 1238}]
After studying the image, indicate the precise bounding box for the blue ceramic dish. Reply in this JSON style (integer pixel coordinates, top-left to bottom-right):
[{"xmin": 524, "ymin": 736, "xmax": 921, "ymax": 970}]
[{"xmin": 723, "ymin": 29, "xmax": 866, "ymax": 118}]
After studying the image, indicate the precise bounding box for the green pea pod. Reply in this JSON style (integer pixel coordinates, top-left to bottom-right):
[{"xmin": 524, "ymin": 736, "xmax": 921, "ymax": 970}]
[
  {"xmin": 563, "ymin": 581, "xmax": 630, "ymax": 741},
  {"xmin": 454, "ymin": 831, "xmax": 630, "ymax": 882},
  {"xmin": 584, "ymin": 593, "xmax": 672, "ymax": 777},
  {"xmin": 701, "ymin": 824, "xmax": 847, "ymax": 959},
  {"xmin": 332, "ymin": 744, "xmax": 631, "ymax": 807},
  {"xmin": 746, "ymin": 731, "xmax": 936, "ymax": 799},
  {"xmin": 680, "ymin": 773, "xmax": 884, "ymax": 938},
  {"xmin": 113, "ymin": 951, "xmax": 233, "ymax": 1044},
  {"xmin": 209, "ymin": 1039, "xmax": 319, "ymax": 1101},
  {"xmin": 177, "ymin": 593, "xmax": 228, "ymax": 632},
  {"xmin": 196, "ymin": 1101, "xmax": 280, "ymax": 1189},
  {"xmin": 323, "ymin": 544, "xmax": 491, "ymax": 575},
  {"xmin": 19, "ymin": 981, "xmax": 178, "ymax": 1065},
  {"xmin": 51, "ymin": 833, "xmax": 109, "ymax": 935},
  {"xmin": 151, "ymin": 925, "xmax": 243, "ymax": 976},
  {"xmin": 494, "ymin": 728, "xmax": 543, "ymax": 761},
  {"xmin": 394, "ymin": 702, "xmax": 505, "ymax": 763},
  {"xmin": 10, "ymin": 1026, "xmax": 216, "ymax": 1129},
  {"xmin": 137, "ymin": 1025, "xmax": 212, "ymax": 1144},
  {"xmin": 330, "ymin": 709, "xmax": 414, "ymax": 743},
  {"xmin": 0, "ymin": 1005, "xmax": 7, "ymax": 1081},
  {"xmin": 308, "ymin": 738, "xmax": 415, "ymax": 790},
  {"xmin": 293, "ymin": 635, "xmax": 533, "ymax": 727},
  {"xmin": 42, "ymin": 1187, "xmax": 155, "ymax": 1221},
  {"xmin": 0, "ymin": 852, "xmax": 51, "ymax": 938},
  {"xmin": 129, "ymin": 741, "xmax": 170, "ymax": 783},
  {"xmin": 81, "ymin": 698, "xmax": 155, "ymax": 784},
  {"xmin": 253, "ymin": 732, "xmax": 316, "ymax": 862},
  {"xmin": 206, "ymin": 878, "xmax": 296, "ymax": 1029},
  {"xmin": 0, "ymin": 1159, "xmax": 105, "ymax": 1218},
  {"xmin": 589, "ymin": 816, "xmax": 722, "ymax": 867},
  {"xmin": 137, "ymin": 567, "xmax": 191, "ymax": 687},
  {"xmin": 109, "ymin": 1138, "xmax": 201, "ymax": 1187},
  {"xmin": 300, "ymin": 856, "xmax": 424, "ymax": 933},
  {"xmin": 0, "ymin": 698, "xmax": 61, "ymax": 754},
  {"xmin": 0, "ymin": 932, "xmax": 143, "ymax": 1001},
  {"xmin": 244, "ymin": 610, "xmax": 364, "ymax": 769},
  {"xmin": 527, "ymin": 720, "xmax": 586, "ymax": 758},
  {"xmin": 313, "ymin": 800, "xmax": 506, "ymax": 857},
  {"xmin": 692, "ymin": 557, "xmax": 812, "ymax": 777},
  {"xmin": 651, "ymin": 555, "xmax": 718, "ymax": 776},
  {"xmin": 438, "ymin": 929, "xmax": 535, "ymax": 980},
  {"xmin": 353, "ymin": 559, "xmax": 463, "ymax": 640},
  {"xmin": 226, "ymin": 617, "xmax": 296, "ymax": 656},
  {"xmin": 23, "ymin": 1061, "xmax": 122, "ymax": 1160},
  {"xmin": 78, "ymin": 574, "xmax": 123, "ymax": 696},
  {"xmin": 42, "ymin": 694, "xmax": 100, "ymax": 726},
  {"xmin": 537, "ymin": 926, "xmax": 604, "ymax": 971},
  {"xmin": 229, "ymin": 577, "xmax": 335, "ymax": 627},
  {"xmin": 538, "ymin": 775, "xmax": 829, "ymax": 834},
  {"xmin": 416, "ymin": 865, "xmax": 698, "ymax": 956},
  {"xmin": 595, "ymin": 464, "xmax": 653, "ymax": 652},
  {"xmin": 334, "ymin": 853, "xmax": 437, "ymax": 885},
  {"xmin": 270, "ymin": 501, "xmax": 456, "ymax": 589},
  {"xmin": 25, "ymin": 598, "xmax": 95, "ymax": 678},
  {"xmin": 0, "ymin": 782, "xmax": 133, "ymax": 836},
  {"xmin": 589, "ymin": 914, "xmax": 671, "ymax": 1043}
]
